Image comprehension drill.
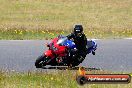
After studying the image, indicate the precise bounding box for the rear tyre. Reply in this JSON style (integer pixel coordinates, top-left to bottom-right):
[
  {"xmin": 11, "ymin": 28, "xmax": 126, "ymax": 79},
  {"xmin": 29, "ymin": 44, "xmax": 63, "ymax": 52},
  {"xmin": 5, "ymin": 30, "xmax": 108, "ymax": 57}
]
[
  {"xmin": 35, "ymin": 55, "xmax": 46, "ymax": 68},
  {"xmin": 72, "ymin": 56, "xmax": 85, "ymax": 67},
  {"xmin": 72, "ymin": 61, "xmax": 80, "ymax": 67},
  {"xmin": 92, "ymin": 51, "xmax": 95, "ymax": 55}
]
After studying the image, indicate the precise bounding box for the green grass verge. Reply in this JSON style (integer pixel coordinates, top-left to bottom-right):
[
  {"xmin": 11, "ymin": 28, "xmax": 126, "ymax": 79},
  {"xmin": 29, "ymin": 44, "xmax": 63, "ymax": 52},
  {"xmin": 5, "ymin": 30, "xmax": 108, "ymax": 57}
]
[
  {"xmin": 0, "ymin": 70, "xmax": 132, "ymax": 88},
  {"xmin": 0, "ymin": 0, "xmax": 132, "ymax": 39},
  {"xmin": 0, "ymin": 29, "xmax": 132, "ymax": 40},
  {"xmin": 0, "ymin": 0, "xmax": 132, "ymax": 29},
  {"xmin": 0, "ymin": 29, "xmax": 69, "ymax": 40}
]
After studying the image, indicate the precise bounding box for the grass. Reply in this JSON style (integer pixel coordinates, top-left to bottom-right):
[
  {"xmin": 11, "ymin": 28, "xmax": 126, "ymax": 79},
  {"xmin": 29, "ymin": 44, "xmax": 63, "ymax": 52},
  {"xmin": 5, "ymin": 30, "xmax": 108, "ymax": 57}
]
[
  {"xmin": 0, "ymin": 28, "xmax": 132, "ymax": 40},
  {"xmin": 0, "ymin": 0, "xmax": 132, "ymax": 39},
  {"xmin": 0, "ymin": 70, "xmax": 132, "ymax": 88},
  {"xmin": 0, "ymin": 1, "xmax": 131, "ymax": 87},
  {"xmin": 0, "ymin": 29, "xmax": 69, "ymax": 40}
]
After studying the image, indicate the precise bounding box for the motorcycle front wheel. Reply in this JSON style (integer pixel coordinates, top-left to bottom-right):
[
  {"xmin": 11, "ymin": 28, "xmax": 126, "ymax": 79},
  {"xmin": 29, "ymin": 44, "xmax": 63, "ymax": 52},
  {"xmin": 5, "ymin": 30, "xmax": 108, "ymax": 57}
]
[{"xmin": 35, "ymin": 55, "xmax": 50, "ymax": 68}]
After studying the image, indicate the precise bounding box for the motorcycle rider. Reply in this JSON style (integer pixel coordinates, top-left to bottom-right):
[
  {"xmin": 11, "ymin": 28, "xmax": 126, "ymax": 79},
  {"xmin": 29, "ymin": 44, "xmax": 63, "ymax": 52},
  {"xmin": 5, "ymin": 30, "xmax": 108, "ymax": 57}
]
[{"xmin": 67, "ymin": 24, "xmax": 88, "ymax": 66}]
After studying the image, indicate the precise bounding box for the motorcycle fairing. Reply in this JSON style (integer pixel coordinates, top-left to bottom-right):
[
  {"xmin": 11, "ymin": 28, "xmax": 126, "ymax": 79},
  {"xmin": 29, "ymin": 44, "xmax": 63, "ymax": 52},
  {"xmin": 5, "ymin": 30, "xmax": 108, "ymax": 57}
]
[{"xmin": 44, "ymin": 50, "xmax": 55, "ymax": 59}]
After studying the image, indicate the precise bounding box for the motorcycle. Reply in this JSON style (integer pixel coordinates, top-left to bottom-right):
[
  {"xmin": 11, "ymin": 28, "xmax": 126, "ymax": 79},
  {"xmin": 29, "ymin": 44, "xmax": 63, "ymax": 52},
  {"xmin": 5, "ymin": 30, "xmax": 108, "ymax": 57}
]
[{"xmin": 35, "ymin": 35, "xmax": 97, "ymax": 68}]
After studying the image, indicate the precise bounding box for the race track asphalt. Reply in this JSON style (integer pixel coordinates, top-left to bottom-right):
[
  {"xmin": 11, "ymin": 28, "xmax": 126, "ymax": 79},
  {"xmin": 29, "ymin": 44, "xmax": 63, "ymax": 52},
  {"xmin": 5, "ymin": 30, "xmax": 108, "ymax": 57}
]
[{"xmin": 0, "ymin": 39, "xmax": 132, "ymax": 72}]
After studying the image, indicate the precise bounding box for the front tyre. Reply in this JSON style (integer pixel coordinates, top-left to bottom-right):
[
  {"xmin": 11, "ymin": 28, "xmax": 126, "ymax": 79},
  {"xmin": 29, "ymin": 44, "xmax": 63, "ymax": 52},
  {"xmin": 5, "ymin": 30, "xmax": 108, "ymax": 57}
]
[{"xmin": 35, "ymin": 55, "xmax": 46, "ymax": 68}]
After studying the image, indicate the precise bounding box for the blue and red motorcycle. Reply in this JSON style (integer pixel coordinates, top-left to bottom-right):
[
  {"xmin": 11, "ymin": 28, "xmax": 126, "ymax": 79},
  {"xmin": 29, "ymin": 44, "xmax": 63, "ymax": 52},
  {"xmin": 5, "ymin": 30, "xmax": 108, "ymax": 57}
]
[{"xmin": 35, "ymin": 35, "xmax": 97, "ymax": 68}]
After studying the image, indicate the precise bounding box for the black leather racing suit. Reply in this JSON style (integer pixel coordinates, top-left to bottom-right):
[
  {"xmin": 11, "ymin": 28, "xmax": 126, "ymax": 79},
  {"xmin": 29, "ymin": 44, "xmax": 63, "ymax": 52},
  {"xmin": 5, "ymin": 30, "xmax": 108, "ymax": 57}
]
[{"xmin": 67, "ymin": 33, "xmax": 87, "ymax": 64}]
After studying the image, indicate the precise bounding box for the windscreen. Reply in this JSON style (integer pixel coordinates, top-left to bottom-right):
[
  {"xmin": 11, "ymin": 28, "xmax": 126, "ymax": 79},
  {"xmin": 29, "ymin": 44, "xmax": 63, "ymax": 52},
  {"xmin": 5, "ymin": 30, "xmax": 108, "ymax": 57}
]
[{"xmin": 56, "ymin": 37, "xmax": 67, "ymax": 45}]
